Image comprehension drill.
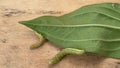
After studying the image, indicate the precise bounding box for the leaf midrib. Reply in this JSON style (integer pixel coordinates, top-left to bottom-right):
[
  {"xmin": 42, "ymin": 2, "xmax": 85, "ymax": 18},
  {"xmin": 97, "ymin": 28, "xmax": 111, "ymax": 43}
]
[{"xmin": 25, "ymin": 23, "xmax": 120, "ymax": 30}]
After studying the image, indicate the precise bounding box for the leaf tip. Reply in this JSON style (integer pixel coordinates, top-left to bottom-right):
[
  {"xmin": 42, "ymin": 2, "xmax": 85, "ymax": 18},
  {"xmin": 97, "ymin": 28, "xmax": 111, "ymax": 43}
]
[{"xmin": 19, "ymin": 21, "xmax": 27, "ymax": 25}]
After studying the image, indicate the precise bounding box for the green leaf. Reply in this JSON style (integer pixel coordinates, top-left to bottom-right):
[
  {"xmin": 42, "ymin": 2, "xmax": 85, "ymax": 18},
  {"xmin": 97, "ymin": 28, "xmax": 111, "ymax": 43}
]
[{"xmin": 19, "ymin": 3, "xmax": 120, "ymax": 58}]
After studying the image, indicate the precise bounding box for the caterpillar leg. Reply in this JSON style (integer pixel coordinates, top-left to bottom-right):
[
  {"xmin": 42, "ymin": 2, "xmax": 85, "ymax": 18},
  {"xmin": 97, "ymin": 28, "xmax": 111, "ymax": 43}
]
[
  {"xmin": 30, "ymin": 32, "xmax": 46, "ymax": 49},
  {"xmin": 49, "ymin": 48, "xmax": 85, "ymax": 64}
]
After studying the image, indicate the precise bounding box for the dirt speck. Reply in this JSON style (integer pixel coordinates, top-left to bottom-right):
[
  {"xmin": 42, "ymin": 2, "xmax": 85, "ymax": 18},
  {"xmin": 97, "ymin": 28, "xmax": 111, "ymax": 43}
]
[
  {"xmin": 1, "ymin": 39, "xmax": 7, "ymax": 43},
  {"xmin": 2, "ymin": 8, "xmax": 26, "ymax": 17},
  {"xmin": 10, "ymin": 45, "xmax": 19, "ymax": 50}
]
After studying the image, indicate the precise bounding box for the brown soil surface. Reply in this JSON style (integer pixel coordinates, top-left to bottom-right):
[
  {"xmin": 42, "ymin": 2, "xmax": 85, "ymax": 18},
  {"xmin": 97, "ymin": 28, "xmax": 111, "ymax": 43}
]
[{"xmin": 0, "ymin": 0, "xmax": 120, "ymax": 68}]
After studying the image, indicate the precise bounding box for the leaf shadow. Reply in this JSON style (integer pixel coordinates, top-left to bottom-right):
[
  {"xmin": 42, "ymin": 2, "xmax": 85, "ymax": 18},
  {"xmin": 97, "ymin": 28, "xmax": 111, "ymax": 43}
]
[{"xmin": 48, "ymin": 53, "xmax": 107, "ymax": 68}]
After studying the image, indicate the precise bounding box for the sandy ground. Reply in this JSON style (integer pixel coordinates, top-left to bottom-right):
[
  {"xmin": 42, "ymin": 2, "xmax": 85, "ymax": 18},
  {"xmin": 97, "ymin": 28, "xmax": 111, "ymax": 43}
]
[{"xmin": 0, "ymin": 0, "xmax": 120, "ymax": 68}]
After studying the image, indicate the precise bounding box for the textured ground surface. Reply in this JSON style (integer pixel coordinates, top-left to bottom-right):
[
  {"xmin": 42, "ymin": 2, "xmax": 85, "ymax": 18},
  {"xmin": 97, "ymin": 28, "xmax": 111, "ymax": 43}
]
[{"xmin": 0, "ymin": 0, "xmax": 120, "ymax": 68}]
